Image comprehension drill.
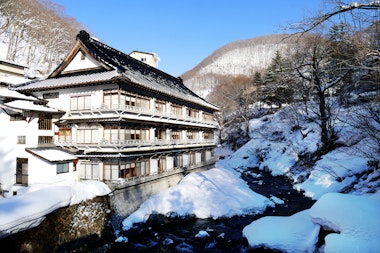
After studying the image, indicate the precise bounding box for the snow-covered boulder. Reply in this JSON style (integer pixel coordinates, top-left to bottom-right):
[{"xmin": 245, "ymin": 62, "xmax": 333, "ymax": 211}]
[{"xmin": 310, "ymin": 192, "xmax": 380, "ymax": 253}]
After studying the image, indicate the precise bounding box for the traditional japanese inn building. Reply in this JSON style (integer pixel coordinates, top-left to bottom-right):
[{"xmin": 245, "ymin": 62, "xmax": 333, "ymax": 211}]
[{"xmin": 10, "ymin": 30, "xmax": 219, "ymax": 183}]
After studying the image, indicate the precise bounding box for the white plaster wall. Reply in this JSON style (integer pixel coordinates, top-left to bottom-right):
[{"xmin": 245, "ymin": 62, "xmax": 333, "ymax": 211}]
[
  {"xmin": 166, "ymin": 156, "xmax": 174, "ymax": 171},
  {"xmin": 195, "ymin": 152, "xmax": 202, "ymax": 164},
  {"xmin": 182, "ymin": 154, "xmax": 189, "ymax": 167},
  {"xmin": 150, "ymin": 159, "xmax": 158, "ymax": 175},
  {"xmin": 129, "ymin": 51, "xmax": 159, "ymax": 68},
  {"xmin": 206, "ymin": 150, "xmax": 212, "ymax": 160},
  {"xmin": 63, "ymin": 52, "xmax": 101, "ymax": 73},
  {"xmin": 0, "ymin": 111, "xmax": 40, "ymax": 194},
  {"xmin": 28, "ymin": 156, "xmax": 77, "ymax": 185}
]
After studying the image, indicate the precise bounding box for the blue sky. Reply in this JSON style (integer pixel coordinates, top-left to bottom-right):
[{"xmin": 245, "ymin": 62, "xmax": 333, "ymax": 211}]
[{"xmin": 54, "ymin": 0, "xmax": 324, "ymax": 76}]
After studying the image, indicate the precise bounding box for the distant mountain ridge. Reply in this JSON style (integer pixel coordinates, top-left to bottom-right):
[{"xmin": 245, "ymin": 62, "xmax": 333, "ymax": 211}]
[{"xmin": 181, "ymin": 34, "xmax": 297, "ymax": 98}]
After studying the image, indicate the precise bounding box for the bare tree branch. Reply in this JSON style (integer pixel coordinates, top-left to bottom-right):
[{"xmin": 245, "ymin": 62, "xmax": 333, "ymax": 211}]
[{"xmin": 295, "ymin": 1, "xmax": 380, "ymax": 33}]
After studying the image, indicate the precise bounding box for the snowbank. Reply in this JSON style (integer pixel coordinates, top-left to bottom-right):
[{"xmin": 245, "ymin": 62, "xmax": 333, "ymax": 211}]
[
  {"xmin": 243, "ymin": 210, "xmax": 320, "ymax": 253},
  {"xmin": 0, "ymin": 180, "xmax": 111, "ymax": 239},
  {"xmin": 122, "ymin": 167, "xmax": 274, "ymax": 230},
  {"xmin": 310, "ymin": 192, "xmax": 380, "ymax": 253},
  {"xmin": 243, "ymin": 192, "xmax": 380, "ymax": 252},
  {"xmin": 294, "ymin": 147, "xmax": 369, "ymax": 200}
]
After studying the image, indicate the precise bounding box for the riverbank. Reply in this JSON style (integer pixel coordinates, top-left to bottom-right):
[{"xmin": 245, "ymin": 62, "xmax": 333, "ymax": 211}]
[{"xmin": 108, "ymin": 166, "xmax": 315, "ymax": 252}]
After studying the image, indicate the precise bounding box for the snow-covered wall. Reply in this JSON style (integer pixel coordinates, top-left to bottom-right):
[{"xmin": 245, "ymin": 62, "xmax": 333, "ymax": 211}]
[
  {"xmin": 0, "ymin": 111, "xmax": 39, "ymax": 195},
  {"xmin": 27, "ymin": 156, "xmax": 77, "ymax": 186},
  {"xmin": 0, "ymin": 109, "xmax": 76, "ymax": 196}
]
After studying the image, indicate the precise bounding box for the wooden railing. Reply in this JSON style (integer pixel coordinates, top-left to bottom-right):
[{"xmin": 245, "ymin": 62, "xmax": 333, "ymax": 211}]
[
  {"xmin": 56, "ymin": 138, "xmax": 215, "ymax": 148},
  {"xmin": 67, "ymin": 103, "xmax": 218, "ymax": 126}
]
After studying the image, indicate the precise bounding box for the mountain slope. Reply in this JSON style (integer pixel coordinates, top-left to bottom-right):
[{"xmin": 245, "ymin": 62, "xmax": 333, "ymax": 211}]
[{"xmin": 181, "ymin": 34, "xmax": 297, "ymax": 98}]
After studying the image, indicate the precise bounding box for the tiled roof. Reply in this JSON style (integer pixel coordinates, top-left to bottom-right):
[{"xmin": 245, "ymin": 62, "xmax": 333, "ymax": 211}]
[
  {"xmin": 12, "ymin": 70, "xmax": 119, "ymax": 91},
  {"xmin": 0, "ymin": 88, "xmax": 38, "ymax": 101},
  {"xmin": 12, "ymin": 31, "xmax": 218, "ymax": 111}
]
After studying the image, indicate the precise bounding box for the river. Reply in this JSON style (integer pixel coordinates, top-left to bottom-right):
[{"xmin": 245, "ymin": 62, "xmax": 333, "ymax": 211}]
[{"xmin": 106, "ymin": 167, "xmax": 316, "ymax": 252}]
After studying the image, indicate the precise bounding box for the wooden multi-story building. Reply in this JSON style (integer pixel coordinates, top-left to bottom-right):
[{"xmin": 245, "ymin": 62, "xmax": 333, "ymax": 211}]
[{"xmin": 11, "ymin": 30, "xmax": 219, "ymax": 183}]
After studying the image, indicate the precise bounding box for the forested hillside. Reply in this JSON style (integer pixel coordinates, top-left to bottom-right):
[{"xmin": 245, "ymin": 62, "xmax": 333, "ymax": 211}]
[
  {"xmin": 212, "ymin": 2, "xmax": 380, "ymax": 160},
  {"xmin": 181, "ymin": 34, "xmax": 297, "ymax": 98},
  {"xmin": 0, "ymin": 0, "xmax": 84, "ymax": 77}
]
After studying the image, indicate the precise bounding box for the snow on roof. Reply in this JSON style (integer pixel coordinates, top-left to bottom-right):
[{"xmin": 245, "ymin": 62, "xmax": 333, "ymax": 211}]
[
  {"xmin": 12, "ymin": 70, "xmax": 119, "ymax": 91},
  {"xmin": 14, "ymin": 30, "xmax": 218, "ymax": 111},
  {"xmin": 0, "ymin": 59, "xmax": 28, "ymax": 68},
  {"xmin": 0, "ymin": 180, "xmax": 111, "ymax": 239},
  {"xmin": 0, "ymin": 88, "xmax": 38, "ymax": 101},
  {"xmin": 0, "ymin": 75, "xmax": 30, "ymax": 85},
  {"xmin": 4, "ymin": 100, "xmax": 62, "ymax": 113},
  {"xmin": 26, "ymin": 148, "xmax": 77, "ymax": 162},
  {"xmin": 121, "ymin": 67, "xmax": 219, "ymax": 110}
]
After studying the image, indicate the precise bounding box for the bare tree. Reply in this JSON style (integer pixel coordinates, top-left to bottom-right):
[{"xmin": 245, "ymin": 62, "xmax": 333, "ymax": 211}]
[
  {"xmin": 0, "ymin": 0, "xmax": 83, "ymax": 73},
  {"xmin": 290, "ymin": 1, "xmax": 380, "ymax": 34},
  {"xmin": 286, "ymin": 0, "xmax": 380, "ymax": 155}
]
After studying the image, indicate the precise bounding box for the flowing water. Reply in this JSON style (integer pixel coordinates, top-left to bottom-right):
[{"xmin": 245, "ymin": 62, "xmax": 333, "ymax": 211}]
[{"xmin": 106, "ymin": 167, "xmax": 316, "ymax": 252}]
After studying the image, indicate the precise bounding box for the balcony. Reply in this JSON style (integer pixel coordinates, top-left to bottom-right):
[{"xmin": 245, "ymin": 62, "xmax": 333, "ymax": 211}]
[
  {"xmin": 65, "ymin": 104, "xmax": 218, "ymax": 127},
  {"xmin": 55, "ymin": 138, "xmax": 216, "ymax": 151}
]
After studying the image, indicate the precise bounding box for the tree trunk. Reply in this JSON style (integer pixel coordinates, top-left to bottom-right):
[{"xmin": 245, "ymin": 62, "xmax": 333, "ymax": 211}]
[{"xmin": 317, "ymin": 90, "xmax": 329, "ymax": 148}]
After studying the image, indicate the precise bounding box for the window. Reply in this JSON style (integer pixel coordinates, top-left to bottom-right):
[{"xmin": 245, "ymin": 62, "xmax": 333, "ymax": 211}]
[
  {"xmin": 190, "ymin": 152, "xmax": 196, "ymax": 165},
  {"xmin": 122, "ymin": 91, "xmax": 150, "ymax": 109},
  {"xmin": 104, "ymin": 127, "xmax": 119, "ymax": 143},
  {"xmin": 57, "ymin": 163, "xmax": 69, "ymax": 174},
  {"xmin": 104, "ymin": 127, "xmax": 150, "ymax": 143},
  {"xmin": 186, "ymin": 131, "xmax": 196, "ymax": 140},
  {"xmin": 16, "ymin": 158, "xmax": 28, "ymax": 185},
  {"xmin": 171, "ymin": 130, "xmax": 181, "ymax": 140},
  {"xmin": 80, "ymin": 163, "xmax": 100, "ymax": 180},
  {"xmin": 155, "ymin": 100, "xmax": 166, "ymax": 113},
  {"xmin": 80, "ymin": 51, "xmax": 86, "ymax": 60},
  {"xmin": 38, "ymin": 117, "xmax": 52, "ymax": 130},
  {"xmin": 203, "ymin": 131, "xmax": 214, "ymax": 140},
  {"xmin": 136, "ymin": 97, "xmax": 150, "ymax": 109},
  {"xmin": 17, "ymin": 136, "xmax": 26, "ymax": 144},
  {"xmin": 43, "ymin": 92, "xmax": 59, "ymax": 99},
  {"xmin": 10, "ymin": 114, "xmax": 26, "ymax": 121},
  {"xmin": 38, "ymin": 136, "xmax": 53, "ymax": 145},
  {"xmin": 155, "ymin": 129, "xmax": 165, "ymax": 140},
  {"xmin": 104, "ymin": 90, "xmax": 119, "ymax": 108},
  {"xmin": 77, "ymin": 128, "xmax": 98, "ymax": 144},
  {"xmin": 136, "ymin": 160, "xmax": 150, "ymax": 176},
  {"xmin": 158, "ymin": 158, "xmax": 166, "ymax": 173},
  {"xmin": 187, "ymin": 108, "xmax": 199, "ymax": 119},
  {"xmin": 174, "ymin": 155, "xmax": 183, "ymax": 168},
  {"xmin": 70, "ymin": 96, "xmax": 91, "ymax": 111},
  {"xmin": 58, "ymin": 128, "xmax": 72, "ymax": 142},
  {"xmin": 171, "ymin": 104, "xmax": 182, "ymax": 116},
  {"xmin": 104, "ymin": 163, "xmax": 120, "ymax": 180},
  {"xmin": 203, "ymin": 112, "xmax": 214, "ymax": 122}
]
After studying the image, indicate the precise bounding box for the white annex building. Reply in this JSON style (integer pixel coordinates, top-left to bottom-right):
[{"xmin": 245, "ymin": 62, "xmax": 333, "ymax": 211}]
[{"xmin": 0, "ymin": 31, "xmax": 219, "ymax": 197}]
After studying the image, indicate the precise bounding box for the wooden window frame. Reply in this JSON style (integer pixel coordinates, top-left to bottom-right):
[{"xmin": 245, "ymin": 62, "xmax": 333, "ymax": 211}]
[
  {"xmin": 57, "ymin": 163, "xmax": 69, "ymax": 174},
  {"xmin": 17, "ymin": 136, "xmax": 26, "ymax": 144}
]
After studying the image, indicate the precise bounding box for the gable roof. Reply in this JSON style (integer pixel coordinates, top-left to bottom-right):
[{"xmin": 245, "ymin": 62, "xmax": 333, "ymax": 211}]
[
  {"xmin": 26, "ymin": 148, "xmax": 77, "ymax": 163},
  {"xmin": 12, "ymin": 31, "xmax": 218, "ymax": 111}
]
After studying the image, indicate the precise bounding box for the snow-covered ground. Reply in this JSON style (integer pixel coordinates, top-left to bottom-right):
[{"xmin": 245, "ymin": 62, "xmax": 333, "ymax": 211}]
[
  {"xmin": 119, "ymin": 103, "xmax": 380, "ymax": 252},
  {"xmin": 0, "ymin": 180, "xmax": 110, "ymax": 239},
  {"xmin": 1, "ymin": 102, "xmax": 379, "ymax": 251},
  {"xmin": 122, "ymin": 166, "xmax": 275, "ymax": 231}
]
